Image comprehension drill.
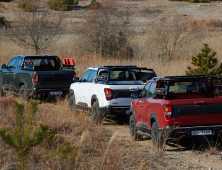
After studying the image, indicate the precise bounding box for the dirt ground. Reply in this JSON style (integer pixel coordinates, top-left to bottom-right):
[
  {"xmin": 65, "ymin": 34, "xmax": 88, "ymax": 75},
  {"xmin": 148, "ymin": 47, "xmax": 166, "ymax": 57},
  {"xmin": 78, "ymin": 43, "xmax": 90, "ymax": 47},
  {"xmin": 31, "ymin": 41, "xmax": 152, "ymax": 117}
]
[
  {"xmin": 1, "ymin": 0, "xmax": 222, "ymax": 169},
  {"xmin": 105, "ymin": 123, "xmax": 222, "ymax": 169}
]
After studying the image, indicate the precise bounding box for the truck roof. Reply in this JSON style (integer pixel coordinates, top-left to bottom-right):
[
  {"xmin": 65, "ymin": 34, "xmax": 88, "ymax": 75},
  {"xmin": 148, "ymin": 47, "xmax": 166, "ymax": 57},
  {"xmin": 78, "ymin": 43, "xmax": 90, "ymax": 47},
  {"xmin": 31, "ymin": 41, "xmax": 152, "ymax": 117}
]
[
  {"xmin": 15, "ymin": 55, "xmax": 58, "ymax": 58},
  {"xmin": 90, "ymin": 65, "xmax": 155, "ymax": 72},
  {"xmin": 152, "ymin": 75, "xmax": 218, "ymax": 81}
]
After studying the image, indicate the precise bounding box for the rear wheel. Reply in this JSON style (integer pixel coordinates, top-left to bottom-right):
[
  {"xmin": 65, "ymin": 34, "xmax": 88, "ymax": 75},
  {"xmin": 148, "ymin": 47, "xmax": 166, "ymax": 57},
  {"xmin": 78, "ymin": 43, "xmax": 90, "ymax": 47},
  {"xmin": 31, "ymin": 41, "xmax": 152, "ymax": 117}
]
[
  {"xmin": 91, "ymin": 101, "xmax": 102, "ymax": 124},
  {"xmin": 69, "ymin": 95, "xmax": 76, "ymax": 111},
  {"xmin": 151, "ymin": 122, "xmax": 163, "ymax": 148},
  {"xmin": 129, "ymin": 115, "xmax": 143, "ymax": 141},
  {"xmin": 19, "ymin": 85, "xmax": 28, "ymax": 100},
  {"xmin": 0, "ymin": 88, "xmax": 5, "ymax": 97}
]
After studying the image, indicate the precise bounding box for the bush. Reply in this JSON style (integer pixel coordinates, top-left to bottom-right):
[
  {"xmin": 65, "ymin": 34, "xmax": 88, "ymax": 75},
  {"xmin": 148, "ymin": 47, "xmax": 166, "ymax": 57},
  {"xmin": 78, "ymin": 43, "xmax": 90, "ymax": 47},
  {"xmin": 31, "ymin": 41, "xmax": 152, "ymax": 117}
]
[
  {"xmin": 0, "ymin": 0, "xmax": 12, "ymax": 2},
  {"xmin": 87, "ymin": 0, "xmax": 100, "ymax": 9},
  {"xmin": 47, "ymin": 0, "xmax": 78, "ymax": 11},
  {"xmin": 169, "ymin": 0, "xmax": 212, "ymax": 2},
  {"xmin": 18, "ymin": 0, "xmax": 39, "ymax": 12},
  {"xmin": 0, "ymin": 16, "xmax": 6, "ymax": 27}
]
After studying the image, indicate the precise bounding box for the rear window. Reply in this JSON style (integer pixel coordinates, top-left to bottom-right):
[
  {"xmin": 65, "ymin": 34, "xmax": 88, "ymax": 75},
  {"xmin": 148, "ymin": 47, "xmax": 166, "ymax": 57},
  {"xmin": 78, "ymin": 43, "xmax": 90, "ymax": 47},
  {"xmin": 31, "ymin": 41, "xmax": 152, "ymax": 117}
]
[
  {"xmin": 24, "ymin": 57, "xmax": 60, "ymax": 70},
  {"xmin": 168, "ymin": 80, "xmax": 211, "ymax": 94},
  {"xmin": 99, "ymin": 70, "xmax": 140, "ymax": 81}
]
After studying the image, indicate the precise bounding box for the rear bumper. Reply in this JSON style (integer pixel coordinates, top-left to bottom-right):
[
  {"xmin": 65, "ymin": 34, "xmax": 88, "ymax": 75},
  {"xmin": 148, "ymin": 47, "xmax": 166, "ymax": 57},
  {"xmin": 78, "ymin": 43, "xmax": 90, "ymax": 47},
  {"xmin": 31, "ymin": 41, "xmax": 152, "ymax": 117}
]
[
  {"xmin": 164, "ymin": 125, "xmax": 222, "ymax": 141},
  {"xmin": 99, "ymin": 105, "xmax": 130, "ymax": 117},
  {"xmin": 27, "ymin": 88, "xmax": 70, "ymax": 98}
]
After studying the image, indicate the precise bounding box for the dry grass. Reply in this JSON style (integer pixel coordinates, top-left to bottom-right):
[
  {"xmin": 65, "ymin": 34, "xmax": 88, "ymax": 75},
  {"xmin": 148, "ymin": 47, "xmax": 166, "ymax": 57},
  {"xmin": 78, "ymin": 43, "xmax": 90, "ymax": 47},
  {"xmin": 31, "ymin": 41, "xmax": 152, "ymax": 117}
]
[{"xmin": 2, "ymin": 6, "xmax": 222, "ymax": 169}]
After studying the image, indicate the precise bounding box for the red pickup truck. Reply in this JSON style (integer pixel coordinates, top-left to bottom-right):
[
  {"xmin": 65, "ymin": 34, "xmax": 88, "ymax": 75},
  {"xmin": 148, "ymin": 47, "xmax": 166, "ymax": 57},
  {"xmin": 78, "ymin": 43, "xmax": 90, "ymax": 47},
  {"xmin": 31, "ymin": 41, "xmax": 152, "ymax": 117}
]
[{"xmin": 129, "ymin": 75, "xmax": 222, "ymax": 148}]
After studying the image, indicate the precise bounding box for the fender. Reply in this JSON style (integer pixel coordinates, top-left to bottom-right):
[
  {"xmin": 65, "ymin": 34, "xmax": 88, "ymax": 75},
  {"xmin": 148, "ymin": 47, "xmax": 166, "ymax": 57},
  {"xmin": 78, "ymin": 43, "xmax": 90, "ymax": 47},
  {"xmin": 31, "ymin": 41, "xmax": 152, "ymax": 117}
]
[
  {"xmin": 69, "ymin": 89, "xmax": 74, "ymax": 95},
  {"xmin": 150, "ymin": 112, "xmax": 159, "ymax": 128},
  {"xmin": 19, "ymin": 79, "xmax": 27, "ymax": 89},
  {"xmin": 129, "ymin": 107, "xmax": 135, "ymax": 116},
  {"xmin": 91, "ymin": 94, "xmax": 98, "ymax": 106}
]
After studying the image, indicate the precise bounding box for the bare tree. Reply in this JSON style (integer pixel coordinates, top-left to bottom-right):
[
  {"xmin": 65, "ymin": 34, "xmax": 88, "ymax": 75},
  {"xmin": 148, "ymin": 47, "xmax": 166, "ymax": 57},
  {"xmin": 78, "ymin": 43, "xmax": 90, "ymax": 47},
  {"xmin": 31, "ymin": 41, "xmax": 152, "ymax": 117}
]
[
  {"xmin": 80, "ymin": 0, "xmax": 132, "ymax": 58},
  {"xmin": 148, "ymin": 14, "xmax": 205, "ymax": 60},
  {"xmin": 8, "ymin": 7, "xmax": 64, "ymax": 54}
]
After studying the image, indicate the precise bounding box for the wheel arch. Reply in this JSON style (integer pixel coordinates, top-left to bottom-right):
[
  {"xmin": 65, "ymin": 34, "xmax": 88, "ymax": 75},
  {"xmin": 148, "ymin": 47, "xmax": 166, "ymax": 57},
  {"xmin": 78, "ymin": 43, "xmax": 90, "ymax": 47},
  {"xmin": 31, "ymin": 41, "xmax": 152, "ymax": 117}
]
[
  {"xmin": 150, "ymin": 113, "xmax": 159, "ymax": 127},
  {"xmin": 19, "ymin": 79, "xmax": 27, "ymax": 89},
  {"xmin": 91, "ymin": 94, "xmax": 98, "ymax": 107}
]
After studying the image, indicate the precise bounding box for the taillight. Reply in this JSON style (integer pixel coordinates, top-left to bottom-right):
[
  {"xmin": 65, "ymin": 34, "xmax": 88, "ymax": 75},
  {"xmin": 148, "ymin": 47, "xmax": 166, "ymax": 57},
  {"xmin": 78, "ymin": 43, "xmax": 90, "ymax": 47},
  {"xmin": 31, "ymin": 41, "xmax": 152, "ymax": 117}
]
[
  {"xmin": 104, "ymin": 88, "xmax": 112, "ymax": 100},
  {"xmin": 32, "ymin": 74, "xmax": 38, "ymax": 84},
  {"xmin": 73, "ymin": 74, "xmax": 76, "ymax": 78},
  {"xmin": 163, "ymin": 105, "xmax": 172, "ymax": 119}
]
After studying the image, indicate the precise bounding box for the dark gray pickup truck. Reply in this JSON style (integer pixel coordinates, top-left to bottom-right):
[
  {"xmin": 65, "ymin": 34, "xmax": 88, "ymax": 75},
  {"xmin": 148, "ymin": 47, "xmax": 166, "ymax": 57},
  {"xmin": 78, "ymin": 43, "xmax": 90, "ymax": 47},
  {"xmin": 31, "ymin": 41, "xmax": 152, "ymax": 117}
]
[{"xmin": 0, "ymin": 55, "xmax": 76, "ymax": 99}]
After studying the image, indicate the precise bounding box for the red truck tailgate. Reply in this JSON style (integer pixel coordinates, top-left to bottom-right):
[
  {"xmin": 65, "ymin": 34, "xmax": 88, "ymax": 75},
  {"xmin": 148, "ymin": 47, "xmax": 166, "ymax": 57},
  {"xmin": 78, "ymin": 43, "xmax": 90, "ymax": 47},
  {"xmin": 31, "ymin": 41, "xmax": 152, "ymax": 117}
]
[{"xmin": 169, "ymin": 97, "xmax": 222, "ymax": 126}]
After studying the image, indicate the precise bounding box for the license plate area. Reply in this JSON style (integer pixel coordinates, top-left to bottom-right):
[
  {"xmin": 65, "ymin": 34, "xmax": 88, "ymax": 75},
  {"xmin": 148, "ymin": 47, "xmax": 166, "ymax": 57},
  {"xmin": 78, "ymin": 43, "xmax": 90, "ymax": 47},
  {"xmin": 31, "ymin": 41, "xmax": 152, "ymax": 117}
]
[
  {"xmin": 50, "ymin": 91, "xmax": 63, "ymax": 95},
  {"xmin": 191, "ymin": 130, "xmax": 212, "ymax": 136}
]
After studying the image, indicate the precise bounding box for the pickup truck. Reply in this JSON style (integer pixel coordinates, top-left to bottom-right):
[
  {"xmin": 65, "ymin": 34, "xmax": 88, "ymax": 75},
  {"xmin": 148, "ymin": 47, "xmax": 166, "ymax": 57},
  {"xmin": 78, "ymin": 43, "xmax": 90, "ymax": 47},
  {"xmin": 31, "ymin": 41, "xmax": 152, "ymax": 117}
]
[
  {"xmin": 0, "ymin": 55, "xmax": 76, "ymax": 99},
  {"xmin": 69, "ymin": 65, "xmax": 156, "ymax": 123},
  {"xmin": 129, "ymin": 75, "xmax": 222, "ymax": 148}
]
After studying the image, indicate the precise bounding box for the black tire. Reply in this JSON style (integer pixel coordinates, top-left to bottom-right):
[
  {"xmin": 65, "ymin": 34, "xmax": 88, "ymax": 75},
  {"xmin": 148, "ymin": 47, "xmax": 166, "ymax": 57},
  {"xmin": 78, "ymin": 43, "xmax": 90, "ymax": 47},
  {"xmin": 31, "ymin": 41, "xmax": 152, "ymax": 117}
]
[
  {"xmin": 19, "ymin": 85, "xmax": 28, "ymax": 100},
  {"xmin": 91, "ymin": 101, "xmax": 102, "ymax": 124},
  {"xmin": 69, "ymin": 95, "xmax": 76, "ymax": 111},
  {"xmin": 151, "ymin": 122, "xmax": 163, "ymax": 148},
  {"xmin": 129, "ymin": 115, "xmax": 143, "ymax": 141},
  {"xmin": 0, "ymin": 88, "xmax": 5, "ymax": 97}
]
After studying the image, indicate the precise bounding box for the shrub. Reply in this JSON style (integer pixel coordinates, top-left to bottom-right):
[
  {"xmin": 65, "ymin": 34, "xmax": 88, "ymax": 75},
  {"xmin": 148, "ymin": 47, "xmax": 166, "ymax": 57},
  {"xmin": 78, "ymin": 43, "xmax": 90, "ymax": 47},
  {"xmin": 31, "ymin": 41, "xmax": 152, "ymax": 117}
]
[
  {"xmin": 47, "ymin": 0, "xmax": 78, "ymax": 11},
  {"xmin": 169, "ymin": 0, "xmax": 212, "ymax": 2},
  {"xmin": 0, "ymin": 0, "xmax": 11, "ymax": 1},
  {"xmin": 185, "ymin": 43, "xmax": 222, "ymax": 76},
  {"xmin": 87, "ymin": 0, "xmax": 100, "ymax": 9},
  {"xmin": 0, "ymin": 16, "xmax": 7, "ymax": 27},
  {"xmin": 18, "ymin": 0, "xmax": 39, "ymax": 12}
]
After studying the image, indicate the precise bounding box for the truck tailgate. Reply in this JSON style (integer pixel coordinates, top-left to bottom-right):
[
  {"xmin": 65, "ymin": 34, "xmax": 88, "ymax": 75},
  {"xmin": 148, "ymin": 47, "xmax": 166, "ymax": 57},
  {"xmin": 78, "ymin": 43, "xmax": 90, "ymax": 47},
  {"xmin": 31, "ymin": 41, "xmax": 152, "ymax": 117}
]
[
  {"xmin": 36, "ymin": 71, "xmax": 74, "ymax": 88},
  {"xmin": 110, "ymin": 85, "xmax": 143, "ymax": 107},
  {"xmin": 170, "ymin": 98, "xmax": 222, "ymax": 126}
]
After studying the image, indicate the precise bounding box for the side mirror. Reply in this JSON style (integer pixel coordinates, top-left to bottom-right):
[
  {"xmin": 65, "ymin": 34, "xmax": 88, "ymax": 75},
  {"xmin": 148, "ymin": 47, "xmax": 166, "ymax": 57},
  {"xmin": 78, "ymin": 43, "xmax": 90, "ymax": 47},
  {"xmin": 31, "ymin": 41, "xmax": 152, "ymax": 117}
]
[
  {"xmin": 1, "ymin": 64, "xmax": 6, "ymax": 69},
  {"xmin": 131, "ymin": 92, "xmax": 139, "ymax": 99},
  {"xmin": 73, "ymin": 77, "xmax": 79, "ymax": 82}
]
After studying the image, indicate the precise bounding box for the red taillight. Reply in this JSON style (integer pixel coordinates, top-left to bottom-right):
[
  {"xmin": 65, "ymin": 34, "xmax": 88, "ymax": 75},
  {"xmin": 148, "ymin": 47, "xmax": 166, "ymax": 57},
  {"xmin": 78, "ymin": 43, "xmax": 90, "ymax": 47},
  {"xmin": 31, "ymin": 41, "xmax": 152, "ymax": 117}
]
[
  {"xmin": 73, "ymin": 74, "xmax": 76, "ymax": 78},
  {"xmin": 113, "ymin": 109, "xmax": 119, "ymax": 112},
  {"xmin": 163, "ymin": 105, "xmax": 172, "ymax": 120},
  {"xmin": 32, "ymin": 74, "xmax": 38, "ymax": 84},
  {"xmin": 104, "ymin": 88, "xmax": 112, "ymax": 100}
]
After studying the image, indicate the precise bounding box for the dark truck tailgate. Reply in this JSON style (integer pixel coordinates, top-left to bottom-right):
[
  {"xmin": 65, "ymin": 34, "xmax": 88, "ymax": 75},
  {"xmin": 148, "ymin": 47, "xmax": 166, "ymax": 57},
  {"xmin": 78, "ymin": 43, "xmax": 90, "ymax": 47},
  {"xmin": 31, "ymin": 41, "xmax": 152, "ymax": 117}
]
[
  {"xmin": 35, "ymin": 71, "xmax": 74, "ymax": 89},
  {"xmin": 169, "ymin": 97, "xmax": 222, "ymax": 126}
]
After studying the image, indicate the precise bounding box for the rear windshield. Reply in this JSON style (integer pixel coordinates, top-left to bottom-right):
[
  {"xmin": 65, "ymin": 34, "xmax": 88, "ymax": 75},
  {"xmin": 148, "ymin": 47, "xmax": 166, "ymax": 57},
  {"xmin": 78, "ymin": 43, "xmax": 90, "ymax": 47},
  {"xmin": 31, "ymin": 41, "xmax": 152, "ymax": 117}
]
[
  {"xmin": 167, "ymin": 80, "xmax": 212, "ymax": 94},
  {"xmin": 24, "ymin": 57, "xmax": 60, "ymax": 70},
  {"xmin": 99, "ymin": 70, "xmax": 140, "ymax": 81}
]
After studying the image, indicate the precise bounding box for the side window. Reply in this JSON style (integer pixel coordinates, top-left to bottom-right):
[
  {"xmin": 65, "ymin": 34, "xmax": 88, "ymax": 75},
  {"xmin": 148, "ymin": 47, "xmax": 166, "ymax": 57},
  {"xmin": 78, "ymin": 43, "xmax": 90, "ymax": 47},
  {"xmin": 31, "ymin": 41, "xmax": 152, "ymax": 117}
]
[
  {"xmin": 141, "ymin": 83, "xmax": 151, "ymax": 98},
  {"xmin": 7, "ymin": 58, "xmax": 17, "ymax": 68},
  {"xmin": 148, "ymin": 83, "xmax": 157, "ymax": 98},
  {"xmin": 80, "ymin": 69, "xmax": 91, "ymax": 82},
  {"xmin": 15, "ymin": 58, "xmax": 23, "ymax": 68},
  {"xmin": 88, "ymin": 70, "xmax": 97, "ymax": 83}
]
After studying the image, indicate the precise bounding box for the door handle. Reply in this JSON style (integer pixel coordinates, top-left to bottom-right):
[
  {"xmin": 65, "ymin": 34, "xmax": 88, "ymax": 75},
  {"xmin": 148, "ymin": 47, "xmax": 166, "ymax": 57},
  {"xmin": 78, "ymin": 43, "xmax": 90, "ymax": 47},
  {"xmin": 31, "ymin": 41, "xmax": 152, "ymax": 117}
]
[
  {"xmin": 148, "ymin": 104, "xmax": 151, "ymax": 107},
  {"xmin": 140, "ymin": 105, "xmax": 143, "ymax": 107}
]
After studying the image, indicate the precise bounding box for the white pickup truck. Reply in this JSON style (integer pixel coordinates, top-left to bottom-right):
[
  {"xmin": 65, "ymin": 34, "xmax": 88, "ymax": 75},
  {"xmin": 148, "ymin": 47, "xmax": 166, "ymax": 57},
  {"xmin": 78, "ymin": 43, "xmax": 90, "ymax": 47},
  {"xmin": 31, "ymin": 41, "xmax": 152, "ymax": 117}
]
[{"xmin": 69, "ymin": 66, "xmax": 156, "ymax": 123}]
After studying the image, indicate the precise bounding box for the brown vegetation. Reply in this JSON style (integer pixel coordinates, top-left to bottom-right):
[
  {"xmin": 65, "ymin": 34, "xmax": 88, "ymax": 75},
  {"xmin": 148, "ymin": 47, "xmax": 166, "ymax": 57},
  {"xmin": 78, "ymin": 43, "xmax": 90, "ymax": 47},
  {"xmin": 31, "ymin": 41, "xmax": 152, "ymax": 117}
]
[{"xmin": 2, "ymin": 0, "xmax": 222, "ymax": 169}]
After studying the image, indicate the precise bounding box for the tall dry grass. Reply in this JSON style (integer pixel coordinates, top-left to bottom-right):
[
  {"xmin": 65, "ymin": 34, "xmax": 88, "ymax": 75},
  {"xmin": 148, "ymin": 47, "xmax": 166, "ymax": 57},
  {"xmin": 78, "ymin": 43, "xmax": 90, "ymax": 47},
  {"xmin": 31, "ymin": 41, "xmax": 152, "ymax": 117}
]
[{"xmin": 0, "ymin": 95, "xmax": 167, "ymax": 169}]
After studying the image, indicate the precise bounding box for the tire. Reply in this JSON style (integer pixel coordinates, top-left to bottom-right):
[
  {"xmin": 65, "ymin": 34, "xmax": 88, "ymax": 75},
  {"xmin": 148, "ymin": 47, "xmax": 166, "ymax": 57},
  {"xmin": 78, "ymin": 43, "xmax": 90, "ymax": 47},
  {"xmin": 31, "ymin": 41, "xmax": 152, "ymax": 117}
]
[
  {"xmin": 129, "ymin": 115, "xmax": 143, "ymax": 141},
  {"xmin": 69, "ymin": 95, "xmax": 76, "ymax": 111},
  {"xmin": 151, "ymin": 122, "xmax": 163, "ymax": 148},
  {"xmin": 19, "ymin": 85, "xmax": 28, "ymax": 100},
  {"xmin": 0, "ymin": 88, "xmax": 5, "ymax": 97},
  {"xmin": 91, "ymin": 101, "xmax": 102, "ymax": 124}
]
